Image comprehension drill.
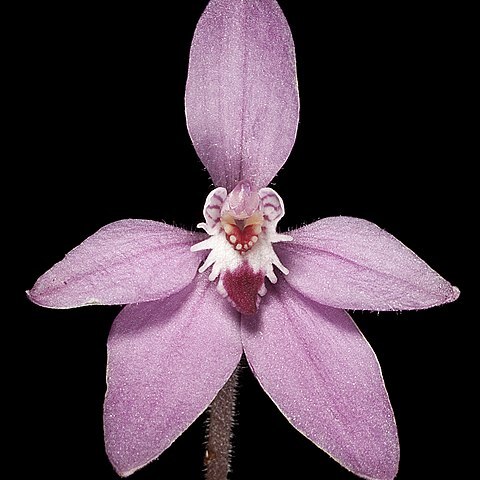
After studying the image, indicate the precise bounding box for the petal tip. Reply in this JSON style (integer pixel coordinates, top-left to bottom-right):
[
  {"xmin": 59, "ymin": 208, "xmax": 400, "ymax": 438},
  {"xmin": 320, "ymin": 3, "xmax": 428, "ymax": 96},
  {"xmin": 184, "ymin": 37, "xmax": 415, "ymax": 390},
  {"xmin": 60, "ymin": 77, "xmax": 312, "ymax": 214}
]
[
  {"xmin": 327, "ymin": 432, "xmax": 399, "ymax": 480},
  {"xmin": 116, "ymin": 467, "xmax": 137, "ymax": 478},
  {"xmin": 346, "ymin": 451, "xmax": 399, "ymax": 480},
  {"xmin": 25, "ymin": 285, "xmax": 79, "ymax": 310},
  {"xmin": 437, "ymin": 284, "xmax": 460, "ymax": 307},
  {"xmin": 106, "ymin": 449, "xmax": 154, "ymax": 478},
  {"xmin": 451, "ymin": 285, "xmax": 460, "ymax": 302},
  {"xmin": 25, "ymin": 287, "xmax": 45, "ymax": 308}
]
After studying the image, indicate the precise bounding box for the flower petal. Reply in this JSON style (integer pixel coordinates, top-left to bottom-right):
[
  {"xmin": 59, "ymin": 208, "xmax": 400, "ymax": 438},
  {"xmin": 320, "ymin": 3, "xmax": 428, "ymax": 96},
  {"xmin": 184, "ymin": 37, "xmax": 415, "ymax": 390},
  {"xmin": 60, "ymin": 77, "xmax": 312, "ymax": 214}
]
[
  {"xmin": 104, "ymin": 275, "xmax": 242, "ymax": 477},
  {"xmin": 27, "ymin": 220, "xmax": 205, "ymax": 308},
  {"xmin": 185, "ymin": 0, "xmax": 299, "ymax": 191},
  {"xmin": 277, "ymin": 216, "xmax": 459, "ymax": 310},
  {"xmin": 242, "ymin": 281, "xmax": 399, "ymax": 480}
]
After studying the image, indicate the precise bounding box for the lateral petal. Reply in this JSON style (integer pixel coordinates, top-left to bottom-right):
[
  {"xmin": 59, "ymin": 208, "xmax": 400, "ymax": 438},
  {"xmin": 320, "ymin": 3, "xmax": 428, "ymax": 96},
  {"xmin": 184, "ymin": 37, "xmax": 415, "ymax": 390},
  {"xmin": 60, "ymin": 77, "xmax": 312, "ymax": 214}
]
[
  {"xmin": 28, "ymin": 220, "xmax": 205, "ymax": 308},
  {"xmin": 104, "ymin": 275, "xmax": 242, "ymax": 476},
  {"xmin": 277, "ymin": 216, "xmax": 459, "ymax": 310},
  {"xmin": 242, "ymin": 281, "xmax": 399, "ymax": 480}
]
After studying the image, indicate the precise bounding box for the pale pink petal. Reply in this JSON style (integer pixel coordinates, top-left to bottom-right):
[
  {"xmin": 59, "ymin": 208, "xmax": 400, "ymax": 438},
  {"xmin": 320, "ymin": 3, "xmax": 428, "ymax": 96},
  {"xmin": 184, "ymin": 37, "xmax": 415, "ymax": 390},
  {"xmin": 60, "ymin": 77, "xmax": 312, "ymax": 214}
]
[
  {"xmin": 185, "ymin": 0, "xmax": 299, "ymax": 191},
  {"xmin": 28, "ymin": 220, "xmax": 205, "ymax": 308},
  {"xmin": 242, "ymin": 281, "xmax": 399, "ymax": 480},
  {"xmin": 104, "ymin": 275, "xmax": 242, "ymax": 477},
  {"xmin": 277, "ymin": 216, "xmax": 459, "ymax": 310}
]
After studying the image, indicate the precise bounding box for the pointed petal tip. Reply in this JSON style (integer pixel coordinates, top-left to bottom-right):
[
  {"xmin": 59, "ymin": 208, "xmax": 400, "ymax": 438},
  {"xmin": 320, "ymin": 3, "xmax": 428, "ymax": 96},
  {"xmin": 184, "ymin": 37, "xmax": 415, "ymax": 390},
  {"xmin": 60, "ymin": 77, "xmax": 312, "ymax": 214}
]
[
  {"xmin": 106, "ymin": 439, "xmax": 159, "ymax": 478},
  {"xmin": 350, "ymin": 462, "xmax": 399, "ymax": 480},
  {"xmin": 427, "ymin": 283, "xmax": 460, "ymax": 308},
  {"xmin": 113, "ymin": 462, "xmax": 143, "ymax": 478},
  {"xmin": 25, "ymin": 287, "xmax": 57, "ymax": 309},
  {"xmin": 451, "ymin": 285, "xmax": 460, "ymax": 302},
  {"xmin": 115, "ymin": 468, "xmax": 133, "ymax": 478},
  {"xmin": 302, "ymin": 424, "xmax": 399, "ymax": 480},
  {"xmin": 322, "ymin": 425, "xmax": 399, "ymax": 480},
  {"xmin": 26, "ymin": 283, "xmax": 100, "ymax": 309},
  {"xmin": 27, "ymin": 287, "xmax": 58, "ymax": 309}
]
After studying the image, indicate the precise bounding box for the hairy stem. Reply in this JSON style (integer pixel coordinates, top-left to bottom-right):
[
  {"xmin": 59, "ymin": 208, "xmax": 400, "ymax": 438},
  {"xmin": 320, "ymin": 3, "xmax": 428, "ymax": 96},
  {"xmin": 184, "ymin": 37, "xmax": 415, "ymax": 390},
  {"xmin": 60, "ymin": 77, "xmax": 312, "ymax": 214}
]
[{"xmin": 204, "ymin": 365, "xmax": 239, "ymax": 480}]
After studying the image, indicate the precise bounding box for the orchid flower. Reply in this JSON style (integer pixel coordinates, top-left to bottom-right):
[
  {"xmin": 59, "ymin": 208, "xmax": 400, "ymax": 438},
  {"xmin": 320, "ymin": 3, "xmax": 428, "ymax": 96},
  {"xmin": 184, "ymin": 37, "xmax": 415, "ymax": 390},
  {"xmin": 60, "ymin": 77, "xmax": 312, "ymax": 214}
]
[{"xmin": 27, "ymin": 1, "xmax": 459, "ymax": 479}]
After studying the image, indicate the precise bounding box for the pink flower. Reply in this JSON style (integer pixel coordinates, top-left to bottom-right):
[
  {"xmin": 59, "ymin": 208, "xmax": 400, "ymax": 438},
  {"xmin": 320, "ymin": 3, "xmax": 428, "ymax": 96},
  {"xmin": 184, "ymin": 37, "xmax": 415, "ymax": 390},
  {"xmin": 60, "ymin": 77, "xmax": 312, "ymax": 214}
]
[{"xmin": 27, "ymin": 1, "xmax": 459, "ymax": 479}]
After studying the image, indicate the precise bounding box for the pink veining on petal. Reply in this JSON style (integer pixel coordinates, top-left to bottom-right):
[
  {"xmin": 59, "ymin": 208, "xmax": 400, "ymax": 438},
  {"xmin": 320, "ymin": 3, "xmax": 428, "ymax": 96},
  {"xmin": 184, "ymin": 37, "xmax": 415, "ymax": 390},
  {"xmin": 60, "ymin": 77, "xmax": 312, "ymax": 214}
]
[
  {"xmin": 223, "ymin": 262, "xmax": 264, "ymax": 315},
  {"xmin": 197, "ymin": 187, "xmax": 228, "ymax": 235},
  {"xmin": 259, "ymin": 188, "xmax": 285, "ymax": 225}
]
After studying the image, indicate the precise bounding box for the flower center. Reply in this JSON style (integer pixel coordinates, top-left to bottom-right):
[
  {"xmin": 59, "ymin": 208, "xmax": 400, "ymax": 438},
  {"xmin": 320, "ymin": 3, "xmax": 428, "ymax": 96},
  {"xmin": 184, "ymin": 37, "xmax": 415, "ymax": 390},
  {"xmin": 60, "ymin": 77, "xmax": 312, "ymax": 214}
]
[
  {"xmin": 222, "ymin": 212, "xmax": 263, "ymax": 253},
  {"xmin": 191, "ymin": 181, "xmax": 292, "ymax": 315}
]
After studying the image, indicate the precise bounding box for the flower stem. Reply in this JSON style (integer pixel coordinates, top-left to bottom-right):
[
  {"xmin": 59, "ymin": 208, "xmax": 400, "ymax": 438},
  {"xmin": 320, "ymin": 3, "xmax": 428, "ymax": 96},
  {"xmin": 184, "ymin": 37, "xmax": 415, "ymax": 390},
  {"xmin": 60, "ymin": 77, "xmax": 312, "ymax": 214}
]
[{"xmin": 204, "ymin": 364, "xmax": 239, "ymax": 480}]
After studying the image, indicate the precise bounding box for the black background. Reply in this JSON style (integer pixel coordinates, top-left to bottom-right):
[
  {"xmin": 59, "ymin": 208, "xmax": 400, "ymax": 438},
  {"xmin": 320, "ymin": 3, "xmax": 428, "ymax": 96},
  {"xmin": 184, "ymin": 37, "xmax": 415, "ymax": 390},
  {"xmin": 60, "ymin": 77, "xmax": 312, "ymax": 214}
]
[{"xmin": 16, "ymin": 1, "xmax": 473, "ymax": 479}]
